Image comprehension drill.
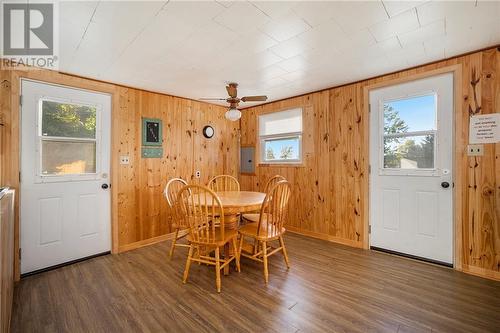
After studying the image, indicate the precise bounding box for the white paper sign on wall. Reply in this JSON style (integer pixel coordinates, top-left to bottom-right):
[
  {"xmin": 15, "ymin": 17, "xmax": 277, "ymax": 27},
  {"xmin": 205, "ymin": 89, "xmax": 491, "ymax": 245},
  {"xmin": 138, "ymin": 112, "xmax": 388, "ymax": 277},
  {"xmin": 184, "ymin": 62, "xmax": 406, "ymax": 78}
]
[{"xmin": 469, "ymin": 113, "xmax": 500, "ymax": 143}]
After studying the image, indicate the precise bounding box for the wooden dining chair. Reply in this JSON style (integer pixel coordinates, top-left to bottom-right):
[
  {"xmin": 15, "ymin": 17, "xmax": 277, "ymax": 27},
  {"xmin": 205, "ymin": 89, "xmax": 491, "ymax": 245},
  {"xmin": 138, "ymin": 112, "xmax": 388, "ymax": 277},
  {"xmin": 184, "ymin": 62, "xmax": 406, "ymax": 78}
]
[
  {"xmin": 164, "ymin": 178, "xmax": 190, "ymax": 259},
  {"xmin": 242, "ymin": 175, "xmax": 286, "ymax": 223},
  {"xmin": 238, "ymin": 180, "xmax": 291, "ymax": 284},
  {"xmin": 177, "ymin": 185, "xmax": 240, "ymax": 293},
  {"xmin": 208, "ymin": 175, "xmax": 240, "ymax": 192}
]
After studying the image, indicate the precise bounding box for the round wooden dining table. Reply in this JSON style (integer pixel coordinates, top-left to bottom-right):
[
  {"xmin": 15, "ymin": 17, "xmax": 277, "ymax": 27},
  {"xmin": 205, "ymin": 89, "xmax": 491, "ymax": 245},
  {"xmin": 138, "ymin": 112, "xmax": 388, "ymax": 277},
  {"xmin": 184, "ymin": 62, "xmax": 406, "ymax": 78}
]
[{"xmin": 215, "ymin": 191, "xmax": 266, "ymax": 274}]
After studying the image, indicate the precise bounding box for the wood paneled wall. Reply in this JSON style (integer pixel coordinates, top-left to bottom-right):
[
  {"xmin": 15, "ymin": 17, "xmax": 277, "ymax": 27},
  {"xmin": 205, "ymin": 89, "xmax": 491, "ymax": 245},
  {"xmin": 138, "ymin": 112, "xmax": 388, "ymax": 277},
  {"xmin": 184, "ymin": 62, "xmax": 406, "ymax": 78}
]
[
  {"xmin": 240, "ymin": 47, "xmax": 500, "ymax": 280},
  {"xmin": 0, "ymin": 66, "xmax": 239, "ymax": 271},
  {"xmin": 115, "ymin": 87, "xmax": 239, "ymax": 250},
  {"xmin": 0, "ymin": 190, "xmax": 15, "ymax": 333}
]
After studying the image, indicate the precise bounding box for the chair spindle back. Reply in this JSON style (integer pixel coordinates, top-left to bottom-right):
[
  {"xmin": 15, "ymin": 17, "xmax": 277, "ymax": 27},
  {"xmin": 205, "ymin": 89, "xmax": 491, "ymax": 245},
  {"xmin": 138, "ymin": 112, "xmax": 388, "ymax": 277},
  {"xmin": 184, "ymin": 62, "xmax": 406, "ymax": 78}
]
[
  {"xmin": 258, "ymin": 181, "xmax": 291, "ymax": 238},
  {"xmin": 176, "ymin": 185, "xmax": 225, "ymax": 245},
  {"xmin": 208, "ymin": 175, "xmax": 240, "ymax": 192}
]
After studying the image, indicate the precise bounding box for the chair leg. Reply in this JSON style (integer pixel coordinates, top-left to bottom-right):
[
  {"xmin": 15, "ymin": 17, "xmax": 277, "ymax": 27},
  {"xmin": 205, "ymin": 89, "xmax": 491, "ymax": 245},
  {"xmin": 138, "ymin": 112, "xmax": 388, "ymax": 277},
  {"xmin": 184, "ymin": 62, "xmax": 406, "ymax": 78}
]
[
  {"xmin": 232, "ymin": 238, "xmax": 241, "ymax": 272},
  {"xmin": 183, "ymin": 245, "xmax": 193, "ymax": 284},
  {"xmin": 215, "ymin": 247, "xmax": 221, "ymax": 293},
  {"xmin": 238, "ymin": 235, "xmax": 244, "ymax": 257},
  {"xmin": 279, "ymin": 235, "xmax": 290, "ymax": 269},
  {"xmin": 169, "ymin": 228, "xmax": 179, "ymax": 260},
  {"xmin": 262, "ymin": 241, "xmax": 269, "ymax": 284}
]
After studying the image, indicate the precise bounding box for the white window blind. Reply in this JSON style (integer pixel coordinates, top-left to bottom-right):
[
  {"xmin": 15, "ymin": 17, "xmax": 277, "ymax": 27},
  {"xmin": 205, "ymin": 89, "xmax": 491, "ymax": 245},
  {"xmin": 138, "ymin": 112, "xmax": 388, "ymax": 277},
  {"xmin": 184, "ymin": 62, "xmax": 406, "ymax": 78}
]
[{"xmin": 259, "ymin": 108, "xmax": 302, "ymax": 137}]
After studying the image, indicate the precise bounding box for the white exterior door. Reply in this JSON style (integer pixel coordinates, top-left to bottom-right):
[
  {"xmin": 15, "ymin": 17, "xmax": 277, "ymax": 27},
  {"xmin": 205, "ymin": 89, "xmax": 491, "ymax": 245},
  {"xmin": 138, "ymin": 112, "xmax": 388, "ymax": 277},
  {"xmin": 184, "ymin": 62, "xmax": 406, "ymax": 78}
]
[
  {"xmin": 20, "ymin": 80, "xmax": 111, "ymax": 274},
  {"xmin": 369, "ymin": 73, "xmax": 454, "ymax": 265}
]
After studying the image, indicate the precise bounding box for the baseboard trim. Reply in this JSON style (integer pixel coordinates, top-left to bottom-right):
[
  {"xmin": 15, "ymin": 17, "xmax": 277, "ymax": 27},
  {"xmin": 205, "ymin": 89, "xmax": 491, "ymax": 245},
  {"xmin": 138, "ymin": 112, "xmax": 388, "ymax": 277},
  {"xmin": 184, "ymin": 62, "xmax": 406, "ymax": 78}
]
[
  {"xmin": 117, "ymin": 230, "xmax": 188, "ymax": 253},
  {"xmin": 286, "ymin": 226, "xmax": 363, "ymax": 248},
  {"xmin": 21, "ymin": 251, "xmax": 110, "ymax": 278}
]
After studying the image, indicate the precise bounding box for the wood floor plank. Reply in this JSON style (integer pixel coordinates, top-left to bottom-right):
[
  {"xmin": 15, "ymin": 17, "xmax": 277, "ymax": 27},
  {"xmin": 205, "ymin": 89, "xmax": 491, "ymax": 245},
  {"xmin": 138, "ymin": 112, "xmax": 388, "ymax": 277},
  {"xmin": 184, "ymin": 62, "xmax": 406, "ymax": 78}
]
[{"xmin": 11, "ymin": 234, "xmax": 500, "ymax": 332}]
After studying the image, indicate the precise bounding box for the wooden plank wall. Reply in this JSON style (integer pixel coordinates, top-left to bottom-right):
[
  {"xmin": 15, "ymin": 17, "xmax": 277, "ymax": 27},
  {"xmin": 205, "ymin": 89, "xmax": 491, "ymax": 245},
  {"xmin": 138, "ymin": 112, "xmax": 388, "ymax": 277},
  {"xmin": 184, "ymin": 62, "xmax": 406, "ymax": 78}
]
[
  {"xmin": 0, "ymin": 190, "xmax": 15, "ymax": 333},
  {"xmin": 115, "ymin": 88, "xmax": 239, "ymax": 249},
  {"xmin": 0, "ymin": 67, "xmax": 239, "ymax": 262},
  {"xmin": 240, "ymin": 47, "xmax": 500, "ymax": 280}
]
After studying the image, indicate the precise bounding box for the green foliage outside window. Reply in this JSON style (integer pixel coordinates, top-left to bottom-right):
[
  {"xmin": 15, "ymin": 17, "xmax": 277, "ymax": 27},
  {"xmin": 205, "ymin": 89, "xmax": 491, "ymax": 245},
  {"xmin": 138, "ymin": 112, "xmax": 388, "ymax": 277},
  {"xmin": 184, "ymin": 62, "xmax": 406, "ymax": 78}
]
[{"xmin": 42, "ymin": 101, "xmax": 96, "ymax": 138}]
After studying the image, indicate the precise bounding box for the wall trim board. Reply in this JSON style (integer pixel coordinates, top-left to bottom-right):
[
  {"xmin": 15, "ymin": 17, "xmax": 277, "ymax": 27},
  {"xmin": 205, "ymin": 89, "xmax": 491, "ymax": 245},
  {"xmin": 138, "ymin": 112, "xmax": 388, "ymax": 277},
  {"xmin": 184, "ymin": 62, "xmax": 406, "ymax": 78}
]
[
  {"xmin": 462, "ymin": 264, "xmax": 500, "ymax": 282},
  {"xmin": 363, "ymin": 64, "xmax": 464, "ymax": 272},
  {"xmin": 118, "ymin": 230, "xmax": 188, "ymax": 253},
  {"xmin": 287, "ymin": 226, "xmax": 363, "ymax": 249}
]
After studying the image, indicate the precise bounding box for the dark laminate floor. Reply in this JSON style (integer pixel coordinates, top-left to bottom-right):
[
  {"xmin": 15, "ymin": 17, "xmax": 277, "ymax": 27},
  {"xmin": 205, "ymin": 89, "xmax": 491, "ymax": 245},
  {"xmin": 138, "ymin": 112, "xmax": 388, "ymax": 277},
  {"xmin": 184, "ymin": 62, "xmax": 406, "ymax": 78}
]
[{"xmin": 11, "ymin": 233, "xmax": 500, "ymax": 333}]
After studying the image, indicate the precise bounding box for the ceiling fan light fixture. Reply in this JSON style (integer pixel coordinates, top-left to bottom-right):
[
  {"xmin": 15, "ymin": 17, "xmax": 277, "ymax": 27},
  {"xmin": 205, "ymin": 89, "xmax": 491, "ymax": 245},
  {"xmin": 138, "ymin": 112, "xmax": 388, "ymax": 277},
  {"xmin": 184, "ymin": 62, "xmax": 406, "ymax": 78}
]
[{"xmin": 225, "ymin": 107, "xmax": 241, "ymax": 121}]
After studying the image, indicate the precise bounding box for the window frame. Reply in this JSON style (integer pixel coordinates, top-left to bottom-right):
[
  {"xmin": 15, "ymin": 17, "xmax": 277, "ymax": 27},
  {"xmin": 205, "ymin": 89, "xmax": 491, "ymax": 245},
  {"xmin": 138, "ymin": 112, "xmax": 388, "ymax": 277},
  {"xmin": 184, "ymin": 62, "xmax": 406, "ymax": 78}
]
[
  {"xmin": 35, "ymin": 96, "xmax": 103, "ymax": 183},
  {"xmin": 258, "ymin": 108, "xmax": 303, "ymax": 165},
  {"xmin": 378, "ymin": 92, "xmax": 439, "ymax": 176}
]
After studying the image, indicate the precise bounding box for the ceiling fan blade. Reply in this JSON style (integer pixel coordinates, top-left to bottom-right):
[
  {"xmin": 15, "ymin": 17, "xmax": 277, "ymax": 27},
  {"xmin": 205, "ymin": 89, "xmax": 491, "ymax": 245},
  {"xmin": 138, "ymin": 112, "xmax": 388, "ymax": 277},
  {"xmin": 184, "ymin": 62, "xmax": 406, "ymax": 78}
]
[
  {"xmin": 226, "ymin": 84, "xmax": 238, "ymax": 98},
  {"xmin": 241, "ymin": 95, "xmax": 268, "ymax": 102},
  {"xmin": 199, "ymin": 98, "xmax": 227, "ymax": 101}
]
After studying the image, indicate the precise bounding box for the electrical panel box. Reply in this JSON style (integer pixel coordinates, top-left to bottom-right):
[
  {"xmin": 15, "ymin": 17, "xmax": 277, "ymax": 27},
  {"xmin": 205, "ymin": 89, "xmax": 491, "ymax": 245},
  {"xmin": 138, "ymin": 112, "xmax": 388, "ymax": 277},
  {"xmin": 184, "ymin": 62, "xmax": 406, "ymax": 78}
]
[{"xmin": 240, "ymin": 146, "xmax": 255, "ymax": 174}]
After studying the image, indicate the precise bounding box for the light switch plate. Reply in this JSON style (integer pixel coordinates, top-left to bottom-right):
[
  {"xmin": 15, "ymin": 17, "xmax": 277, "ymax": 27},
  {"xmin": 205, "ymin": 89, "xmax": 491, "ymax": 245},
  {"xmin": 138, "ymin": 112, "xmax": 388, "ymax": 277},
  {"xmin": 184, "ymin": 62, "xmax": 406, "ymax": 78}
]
[
  {"xmin": 467, "ymin": 144, "xmax": 484, "ymax": 156},
  {"xmin": 120, "ymin": 155, "xmax": 130, "ymax": 165}
]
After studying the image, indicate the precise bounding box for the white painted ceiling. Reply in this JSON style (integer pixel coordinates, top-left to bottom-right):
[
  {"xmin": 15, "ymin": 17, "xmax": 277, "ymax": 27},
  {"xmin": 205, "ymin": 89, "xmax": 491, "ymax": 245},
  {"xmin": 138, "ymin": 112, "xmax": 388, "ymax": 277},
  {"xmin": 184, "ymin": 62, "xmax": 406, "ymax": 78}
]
[{"xmin": 58, "ymin": 0, "xmax": 500, "ymax": 106}]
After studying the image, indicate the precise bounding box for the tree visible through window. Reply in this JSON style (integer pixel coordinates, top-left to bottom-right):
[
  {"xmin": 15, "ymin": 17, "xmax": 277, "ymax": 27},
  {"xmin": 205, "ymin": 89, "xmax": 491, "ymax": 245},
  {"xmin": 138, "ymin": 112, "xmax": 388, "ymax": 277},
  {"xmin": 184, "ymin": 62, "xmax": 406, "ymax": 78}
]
[
  {"xmin": 383, "ymin": 94, "xmax": 436, "ymax": 169},
  {"xmin": 40, "ymin": 100, "xmax": 98, "ymax": 175},
  {"xmin": 42, "ymin": 101, "xmax": 96, "ymax": 138}
]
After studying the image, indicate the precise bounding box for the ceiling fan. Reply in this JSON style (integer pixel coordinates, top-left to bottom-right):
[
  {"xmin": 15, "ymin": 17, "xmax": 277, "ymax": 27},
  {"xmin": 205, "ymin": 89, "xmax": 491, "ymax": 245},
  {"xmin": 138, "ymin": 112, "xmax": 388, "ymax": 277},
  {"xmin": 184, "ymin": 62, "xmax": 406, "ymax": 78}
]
[{"xmin": 200, "ymin": 83, "xmax": 267, "ymax": 121}]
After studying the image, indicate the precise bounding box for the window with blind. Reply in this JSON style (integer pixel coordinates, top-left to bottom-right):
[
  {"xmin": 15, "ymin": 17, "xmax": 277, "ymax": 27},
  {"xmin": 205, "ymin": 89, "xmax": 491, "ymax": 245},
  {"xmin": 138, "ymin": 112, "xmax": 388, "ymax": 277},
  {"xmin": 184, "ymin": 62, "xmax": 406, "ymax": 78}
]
[{"xmin": 259, "ymin": 108, "xmax": 302, "ymax": 164}]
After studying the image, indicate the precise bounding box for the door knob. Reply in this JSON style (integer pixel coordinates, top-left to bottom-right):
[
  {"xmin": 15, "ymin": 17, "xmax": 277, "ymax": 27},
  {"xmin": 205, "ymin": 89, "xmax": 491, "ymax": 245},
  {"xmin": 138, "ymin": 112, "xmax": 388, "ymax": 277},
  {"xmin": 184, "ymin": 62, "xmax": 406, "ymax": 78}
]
[
  {"xmin": 441, "ymin": 181, "xmax": 450, "ymax": 189},
  {"xmin": 101, "ymin": 184, "xmax": 109, "ymax": 189}
]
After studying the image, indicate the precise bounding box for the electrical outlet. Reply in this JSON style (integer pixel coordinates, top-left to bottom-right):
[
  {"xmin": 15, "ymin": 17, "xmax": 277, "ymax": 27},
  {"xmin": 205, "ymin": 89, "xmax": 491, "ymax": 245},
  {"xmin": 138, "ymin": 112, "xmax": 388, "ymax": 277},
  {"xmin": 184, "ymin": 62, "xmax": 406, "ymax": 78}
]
[
  {"xmin": 120, "ymin": 155, "xmax": 130, "ymax": 165},
  {"xmin": 467, "ymin": 144, "xmax": 484, "ymax": 156},
  {"xmin": 195, "ymin": 170, "xmax": 201, "ymax": 178}
]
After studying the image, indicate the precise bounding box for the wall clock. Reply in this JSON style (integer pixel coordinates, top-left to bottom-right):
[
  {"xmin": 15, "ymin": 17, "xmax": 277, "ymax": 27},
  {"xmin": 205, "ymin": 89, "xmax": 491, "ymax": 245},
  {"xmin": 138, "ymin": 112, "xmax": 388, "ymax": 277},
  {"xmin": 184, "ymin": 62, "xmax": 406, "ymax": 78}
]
[{"xmin": 203, "ymin": 125, "xmax": 215, "ymax": 139}]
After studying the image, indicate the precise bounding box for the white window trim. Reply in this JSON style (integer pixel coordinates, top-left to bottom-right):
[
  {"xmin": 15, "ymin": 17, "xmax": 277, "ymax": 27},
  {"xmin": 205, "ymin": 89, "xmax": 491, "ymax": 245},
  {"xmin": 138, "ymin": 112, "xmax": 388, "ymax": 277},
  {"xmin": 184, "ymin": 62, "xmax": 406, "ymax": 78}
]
[
  {"xmin": 378, "ymin": 94, "xmax": 439, "ymax": 176},
  {"xmin": 35, "ymin": 95, "xmax": 103, "ymax": 183},
  {"xmin": 258, "ymin": 108, "xmax": 303, "ymax": 165}
]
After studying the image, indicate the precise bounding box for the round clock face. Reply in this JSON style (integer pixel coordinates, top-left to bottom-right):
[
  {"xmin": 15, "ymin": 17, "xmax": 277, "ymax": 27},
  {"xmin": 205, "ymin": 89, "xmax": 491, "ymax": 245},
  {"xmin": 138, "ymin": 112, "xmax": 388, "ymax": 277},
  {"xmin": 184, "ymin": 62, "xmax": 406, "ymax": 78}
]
[{"xmin": 203, "ymin": 125, "xmax": 215, "ymax": 139}]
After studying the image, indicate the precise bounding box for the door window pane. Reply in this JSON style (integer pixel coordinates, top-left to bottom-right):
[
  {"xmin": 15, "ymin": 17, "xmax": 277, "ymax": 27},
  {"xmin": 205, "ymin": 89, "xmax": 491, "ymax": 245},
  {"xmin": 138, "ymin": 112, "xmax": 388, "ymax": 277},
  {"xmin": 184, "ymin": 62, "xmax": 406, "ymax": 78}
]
[
  {"xmin": 41, "ymin": 100, "xmax": 96, "ymax": 138},
  {"xmin": 263, "ymin": 137, "xmax": 300, "ymax": 162},
  {"xmin": 384, "ymin": 94, "xmax": 436, "ymax": 135},
  {"xmin": 41, "ymin": 141, "xmax": 96, "ymax": 175},
  {"xmin": 384, "ymin": 135, "xmax": 434, "ymax": 169}
]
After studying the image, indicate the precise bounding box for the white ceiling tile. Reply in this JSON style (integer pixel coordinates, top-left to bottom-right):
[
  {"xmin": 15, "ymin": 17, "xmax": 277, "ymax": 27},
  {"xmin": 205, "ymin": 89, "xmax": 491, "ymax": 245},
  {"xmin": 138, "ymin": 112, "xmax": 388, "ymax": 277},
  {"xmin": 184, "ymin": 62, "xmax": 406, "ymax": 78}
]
[
  {"xmin": 336, "ymin": 28, "xmax": 377, "ymax": 52},
  {"xmin": 214, "ymin": 1, "xmax": 271, "ymax": 33},
  {"xmin": 269, "ymin": 37, "xmax": 311, "ymax": 59},
  {"xmin": 296, "ymin": 19, "xmax": 348, "ymax": 49},
  {"xmin": 292, "ymin": 1, "xmax": 338, "ymax": 27},
  {"xmin": 276, "ymin": 56, "xmax": 309, "ymax": 73},
  {"xmin": 416, "ymin": 1, "xmax": 473, "ymax": 27},
  {"xmin": 251, "ymin": 1, "xmax": 296, "ymax": 20},
  {"xmin": 260, "ymin": 77, "xmax": 288, "ymax": 89},
  {"xmin": 229, "ymin": 29, "xmax": 279, "ymax": 54},
  {"xmin": 397, "ymin": 20, "xmax": 445, "ymax": 47},
  {"xmin": 256, "ymin": 64, "xmax": 288, "ymax": 81},
  {"xmin": 369, "ymin": 8, "xmax": 420, "ymax": 42},
  {"xmin": 331, "ymin": 2, "xmax": 389, "ymax": 34},
  {"xmin": 259, "ymin": 10, "xmax": 311, "ymax": 42},
  {"xmin": 52, "ymin": 1, "xmax": 500, "ymax": 107},
  {"xmin": 382, "ymin": 1, "xmax": 426, "ymax": 18}
]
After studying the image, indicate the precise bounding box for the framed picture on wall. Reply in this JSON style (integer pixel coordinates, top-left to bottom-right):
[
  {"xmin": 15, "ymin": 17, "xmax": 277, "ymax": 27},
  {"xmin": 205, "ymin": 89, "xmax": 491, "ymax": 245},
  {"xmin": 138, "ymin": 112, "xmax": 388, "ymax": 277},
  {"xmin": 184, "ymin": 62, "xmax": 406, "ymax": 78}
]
[{"xmin": 142, "ymin": 117, "xmax": 162, "ymax": 146}]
